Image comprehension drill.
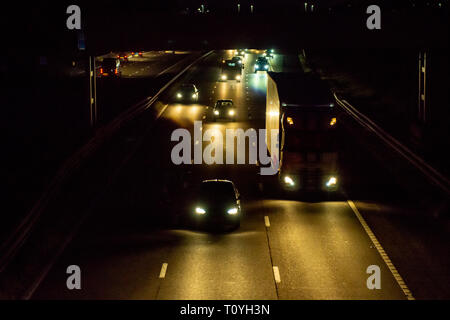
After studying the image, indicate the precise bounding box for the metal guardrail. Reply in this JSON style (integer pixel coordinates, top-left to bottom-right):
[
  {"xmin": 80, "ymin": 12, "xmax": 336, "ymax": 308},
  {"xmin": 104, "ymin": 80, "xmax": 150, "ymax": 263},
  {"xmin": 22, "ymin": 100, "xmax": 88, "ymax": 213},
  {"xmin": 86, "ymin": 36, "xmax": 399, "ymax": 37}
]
[
  {"xmin": 0, "ymin": 51, "xmax": 214, "ymax": 272},
  {"xmin": 334, "ymin": 93, "xmax": 450, "ymax": 196}
]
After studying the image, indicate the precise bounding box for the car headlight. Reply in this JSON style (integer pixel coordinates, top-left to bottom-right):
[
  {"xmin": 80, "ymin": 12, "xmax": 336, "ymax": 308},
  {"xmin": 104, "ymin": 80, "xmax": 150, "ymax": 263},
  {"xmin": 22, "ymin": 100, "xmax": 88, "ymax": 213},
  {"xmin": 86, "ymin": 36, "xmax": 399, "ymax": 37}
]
[
  {"xmin": 227, "ymin": 207, "xmax": 238, "ymax": 215},
  {"xmin": 329, "ymin": 117, "xmax": 337, "ymax": 126},
  {"xmin": 326, "ymin": 177, "xmax": 337, "ymax": 187},
  {"xmin": 235, "ymin": 75, "xmax": 241, "ymax": 80},
  {"xmin": 221, "ymin": 74, "xmax": 227, "ymax": 80},
  {"xmin": 286, "ymin": 117, "xmax": 294, "ymax": 125},
  {"xmin": 264, "ymin": 65, "xmax": 269, "ymax": 69},
  {"xmin": 238, "ymin": 61, "xmax": 242, "ymax": 64},
  {"xmin": 192, "ymin": 93, "xmax": 198, "ymax": 99},
  {"xmin": 176, "ymin": 93, "xmax": 182, "ymax": 98},
  {"xmin": 214, "ymin": 110, "xmax": 219, "ymax": 115},
  {"xmin": 229, "ymin": 109, "xmax": 235, "ymax": 116},
  {"xmin": 330, "ymin": 103, "xmax": 335, "ymax": 107},
  {"xmin": 195, "ymin": 207, "xmax": 206, "ymax": 215},
  {"xmin": 284, "ymin": 176, "xmax": 295, "ymax": 186},
  {"xmin": 255, "ymin": 65, "xmax": 259, "ymax": 69}
]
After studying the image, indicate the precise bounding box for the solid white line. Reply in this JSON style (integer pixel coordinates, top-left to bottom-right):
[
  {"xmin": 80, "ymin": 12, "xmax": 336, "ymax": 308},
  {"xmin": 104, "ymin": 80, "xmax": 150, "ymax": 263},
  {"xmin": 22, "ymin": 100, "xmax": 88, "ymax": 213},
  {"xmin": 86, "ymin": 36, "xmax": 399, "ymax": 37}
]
[
  {"xmin": 347, "ymin": 200, "xmax": 415, "ymax": 300},
  {"xmin": 264, "ymin": 216, "xmax": 270, "ymax": 227},
  {"xmin": 159, "ymin": 263, "xmax": 168, "ymax": 279},
  {"xmin": 273, "ymin": 266, "xmax": 281, "ymax": 283}
]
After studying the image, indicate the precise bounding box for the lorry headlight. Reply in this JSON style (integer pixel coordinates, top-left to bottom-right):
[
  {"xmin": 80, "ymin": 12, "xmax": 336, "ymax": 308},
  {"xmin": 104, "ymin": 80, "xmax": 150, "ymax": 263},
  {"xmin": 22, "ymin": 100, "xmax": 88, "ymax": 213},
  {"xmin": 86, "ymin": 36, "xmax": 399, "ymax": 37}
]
[
  {"xmin": 227, "ymin": 207, "xmax": 238, "ymax": 215},
  {"xmin": 195, "ymin": 207, "xmax": 206, "ymax": 215},
  {"xmin": 284, "ymin": 176, "xmax": 295, "ymax": 186},
  {"xmin": 228, "ymin": 109, "xmax": 235, "ymax": 116},
  {"xmin": 326, "ymin": 177, "xmax": 337, "ymax": 187}
]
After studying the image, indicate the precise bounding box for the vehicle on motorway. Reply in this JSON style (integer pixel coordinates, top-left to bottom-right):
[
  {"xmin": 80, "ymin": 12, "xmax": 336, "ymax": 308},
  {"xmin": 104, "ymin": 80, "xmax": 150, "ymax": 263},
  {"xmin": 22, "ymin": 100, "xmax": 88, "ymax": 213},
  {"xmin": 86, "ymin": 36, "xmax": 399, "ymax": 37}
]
[
  {"xmin": 175, "ymin": 84, "xmax": 199, "ymax": 102},
  {"xmin": 116, "ymin": 52, "xmax": 129, "ymax": 61},
  {"xmin": 192, "ymin": 179, "xmax": 241, "ymax": 230},
  {"xmin": 131, "ymin": 51, "xmax": 143, "ymax": 57},
  {"xmin": 231, "ymin": 56, "xmax": 244, "ymax": 69},
  {"xmin": 235, "ymin": 49, "xmax": 246, "ymax": 58},
  {"xmin": 220, "ymin": 60, "xmax": 242, "ymax": 82},
  {"xmin": 254, "ymin": 56, "xmax": 270, "ymax": 72},
  {"xmin": 213, "ymin": 99, "xmax": 236, "ymax": 121},
  {"xmin": 98, "ymin": 58, "xmax": 121, "ymax": 77},
  {"xmin": 265, "ymin": 72, "xmax": 339, "ymax": 193},
  {"xmin": 263, "ymin": 50, "xmax": 274, "ymax": 59}
]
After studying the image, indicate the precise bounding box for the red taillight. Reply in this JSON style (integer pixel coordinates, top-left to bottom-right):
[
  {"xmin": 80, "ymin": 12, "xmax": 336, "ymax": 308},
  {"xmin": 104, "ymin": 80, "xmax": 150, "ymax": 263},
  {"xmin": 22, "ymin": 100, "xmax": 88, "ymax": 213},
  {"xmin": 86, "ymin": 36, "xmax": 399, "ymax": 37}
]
[
  {"xmin": 115, "ymin": 68, "xmax": 118, "ymax": 74},
  {"xmin": 100, "ymin": 68, "xmax": 103, "ymax": 74},
  {"xmin": 117, "ymin": 55, "xmax": 119, "ymax": 58}
]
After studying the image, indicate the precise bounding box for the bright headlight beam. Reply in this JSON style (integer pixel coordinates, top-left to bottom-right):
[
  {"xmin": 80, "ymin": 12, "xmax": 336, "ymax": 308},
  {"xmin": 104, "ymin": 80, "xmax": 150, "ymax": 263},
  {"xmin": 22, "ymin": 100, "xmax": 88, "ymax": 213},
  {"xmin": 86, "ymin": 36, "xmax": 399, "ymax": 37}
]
[
  {"xmin": 229, "ymin": 109, "xmax": 235, "ymax": 116},
  {"xmin": 284, "ymin": 176, "xmax": 295, "ymax": 186},
  {"xmin": 214, "ymin": 110, "xmax": 219, "ymax": 115},
  {"xmin": 195, "ymin": 207, "xmax": 206, "ymax": 214},
  {"xmin": 177, "ymin": 93, "xmax": 182, "ymax": 98},
  {"xmin": 326, "ymin": 177, "xmax": 337, "ymax": 187},
  {"xmin": 227, "ymin": 208, "xmax": 238, "ymax": 215}
]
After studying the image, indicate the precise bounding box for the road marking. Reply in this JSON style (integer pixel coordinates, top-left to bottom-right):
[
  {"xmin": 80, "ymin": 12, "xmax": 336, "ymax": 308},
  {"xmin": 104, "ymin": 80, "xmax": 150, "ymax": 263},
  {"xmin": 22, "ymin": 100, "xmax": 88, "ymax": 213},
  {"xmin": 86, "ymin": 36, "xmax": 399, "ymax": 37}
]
[
  {"xmin": 347, "ymin": 200, "xmax": 415, "ymax": 300},
  {"xmin": 159, "ymin": 263, "xmax": 168, "ymax": 278},
  {"xmin": 273, "ymin": 266, "xmax": 281, "ymax": 283},
  {"xmin": 264, "ymin": 216, "xmax": 270, "ymax": 227}
]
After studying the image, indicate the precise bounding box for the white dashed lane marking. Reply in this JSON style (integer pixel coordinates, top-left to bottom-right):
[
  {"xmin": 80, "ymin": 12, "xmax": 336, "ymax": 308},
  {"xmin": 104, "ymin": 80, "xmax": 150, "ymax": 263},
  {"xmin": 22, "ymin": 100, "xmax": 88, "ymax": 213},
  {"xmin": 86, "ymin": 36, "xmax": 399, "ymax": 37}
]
[
  {"xmin": 264, "ymin": 216, "xmax": 270, "ymax": 227},
  {"xmin": 159, "ymin": 263, "xmax": 168, "ymax": 279}
]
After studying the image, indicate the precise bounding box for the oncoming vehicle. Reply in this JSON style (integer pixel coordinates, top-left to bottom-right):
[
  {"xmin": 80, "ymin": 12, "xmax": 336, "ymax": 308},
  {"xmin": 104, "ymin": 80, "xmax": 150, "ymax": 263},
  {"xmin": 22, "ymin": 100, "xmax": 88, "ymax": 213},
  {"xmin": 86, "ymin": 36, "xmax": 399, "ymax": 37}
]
[
  {"xmin": 98, "ymin": 58, "xmax": 121, "ymax": 77},
  {"xmin": 213, "ymin": 99, "xmax": 236, "ymax": 121},
  {"xmin": 175, "ymin": 84, "xmax": 199, "ymax": 102},
  {"xmin": 263, "ymin": 50, "xmax": 274, "ymax": 59},
  {"xmin": 254, "ymin": 56, "xmax": 269, "ymax": 72},
  {"xmin": 231, "ymin": 56, "xmax": 244, "ymax": 69},
  {"xmin": 220, "ymin": 60, "xmax": 242, "ymax": 82},
  {"xmin": 192, "ymin": 179, "xmax": 241, "ymax": 230}
]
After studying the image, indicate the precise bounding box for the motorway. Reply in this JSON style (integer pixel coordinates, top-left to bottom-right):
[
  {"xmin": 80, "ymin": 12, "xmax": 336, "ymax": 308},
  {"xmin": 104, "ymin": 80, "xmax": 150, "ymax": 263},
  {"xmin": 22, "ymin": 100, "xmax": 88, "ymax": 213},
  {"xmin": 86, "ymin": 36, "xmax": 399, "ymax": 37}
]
[{"xmin": 30, "ymin": 51, "xmax": 440, "ymax": 300}]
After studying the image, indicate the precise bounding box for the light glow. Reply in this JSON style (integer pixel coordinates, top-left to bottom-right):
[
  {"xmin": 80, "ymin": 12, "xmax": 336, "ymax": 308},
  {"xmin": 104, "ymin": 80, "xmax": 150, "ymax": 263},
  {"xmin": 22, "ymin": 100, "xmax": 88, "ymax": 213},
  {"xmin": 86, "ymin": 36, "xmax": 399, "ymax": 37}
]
[
  {"xmin": 195, "ymin": 207, "xmax": 206, "ymax": 215},
  {"xmin": 284, "ymin": 176, "xmax": 295, "ymax": 186},
  {"xmin": 227, "ymin": 208, "xmax": 238, "ymax": 215}
]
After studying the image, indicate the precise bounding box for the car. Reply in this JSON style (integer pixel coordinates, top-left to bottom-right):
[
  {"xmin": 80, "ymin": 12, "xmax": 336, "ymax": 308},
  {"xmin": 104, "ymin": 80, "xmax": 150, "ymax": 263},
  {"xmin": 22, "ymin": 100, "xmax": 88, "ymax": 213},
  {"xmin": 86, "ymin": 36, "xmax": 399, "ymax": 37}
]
[
  {"xmin": 175, "ymin": 84, "xmax": 199, "ymax": 102},
  {"xmin": 213, "ymin": 99, "xmax": 236, "ymax": 121},
  {"xmin": 220, "ymin": 60, "xmax": 242, "ymax": 82},
  {"xmin": 254, "ymin": 56, "xmax": 270, "ymax": 72},
  {"xmin": 98, "ymin": 58, "xmax": 121, "ymax": 77},
  {"xmin": 131, "ymin": 51, "xmax": 143, "ymax": 57},
  {"xmin": 235, "ymin": 49, "xmax": 246, "ymax": 58},
  {"xmin": 263, "ymin": 50, "xmax": 274, "ymax": 59},
  {"xmin": 117, "ymin": 52, "xmax": 129, "ymax": 61},
  {"xmin": 231, "ymin": 56, "xmax": 244, "ymax": 69},
  {"xmin": 192, "ymin": 179, "xmax": 241, "ymax": 230}
]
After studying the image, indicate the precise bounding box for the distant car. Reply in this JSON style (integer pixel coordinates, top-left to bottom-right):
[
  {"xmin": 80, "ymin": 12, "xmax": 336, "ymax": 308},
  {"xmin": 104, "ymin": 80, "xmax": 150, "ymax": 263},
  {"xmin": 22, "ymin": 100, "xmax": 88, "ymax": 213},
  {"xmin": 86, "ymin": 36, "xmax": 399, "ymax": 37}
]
[
  {"xmin": 99, "ymin": 58, "xmax": 121, "ymax": 77},
  {"xmin": 131, "ymin": 51, "xmax": 143, "ymax": 57},
  {"xmin": 231, "ymin": 56, "xmax": 244, "ymax": 69},
  {"xmin": 254, "ymin": 56, "xmax": 269, "ymax": 72},
  {"xmin": 235, "ymin": 49, "xmax": 246, "ymax": 58},
  {"xmin": 263, "ymin": 50, "xmax": 274, "ymax": 59},
  {"xmin": 213, "ymin": 99, "xmax": 236, "ymax": 121},
  {"xmin": 117, "ymin": 52, "xmax": 129, "ymax": 61},
  {"xmin": 192, "ymin": 179, "xmax": 241, "ymax": 230},
  {"xmin": 175, "ymin": 84, "xmax": 199, "ymax": 102},
  {"xmin": 220, "ymin": 60, "xmax": 242, "ymax": 82}
]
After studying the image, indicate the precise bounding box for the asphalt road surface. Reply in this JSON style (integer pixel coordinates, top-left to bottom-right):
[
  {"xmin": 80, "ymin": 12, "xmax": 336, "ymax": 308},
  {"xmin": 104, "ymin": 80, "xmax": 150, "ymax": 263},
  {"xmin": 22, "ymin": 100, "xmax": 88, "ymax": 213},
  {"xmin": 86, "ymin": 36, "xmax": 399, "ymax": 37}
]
[{"xmin": 31, "ymin": 51, "xmax": 432, "ymax": 300}]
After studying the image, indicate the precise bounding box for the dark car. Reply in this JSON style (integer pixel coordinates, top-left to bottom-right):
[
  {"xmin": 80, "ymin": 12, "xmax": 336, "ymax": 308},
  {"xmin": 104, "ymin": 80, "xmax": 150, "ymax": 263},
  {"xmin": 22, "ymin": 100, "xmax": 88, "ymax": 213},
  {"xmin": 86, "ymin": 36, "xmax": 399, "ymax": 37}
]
[
  {"xmin": 263, "ymin": 50, "xmax": 274, "ymax": 59},
  {"xmin": 254, "ymin": 56, "xmax": 270, "ymax": 72},
  {"xmin": 117, "ymin": 52, "xmax": 129, "ymax": 61},
  {"xmin": 231, "ymin": 56, "xmax": 244, "ymax": 69},
  {"xmin": 220, "ymin": 60, "xmax": 242, "ymax": 82},
  {"xmin": 99, "ymin": 58, "xmax": 121, "ymax": 77},
  {"xmin": 175, "ymin": 84, "xmax": 199, "ymax": 102},
  {"xmin": 213, "ymin": 99, "xmax": 236, "ymax": 121},
  {"xmin": 192, "ymin": 180, "xmax": 241, "ymax": 230}
]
